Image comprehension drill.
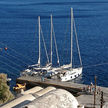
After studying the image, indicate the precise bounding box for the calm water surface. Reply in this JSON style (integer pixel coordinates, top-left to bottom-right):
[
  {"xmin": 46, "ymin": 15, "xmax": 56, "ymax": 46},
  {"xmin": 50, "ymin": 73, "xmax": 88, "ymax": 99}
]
[{"xmin": 0, "ymin": 0, "xmax": 108, "ymax": 88}]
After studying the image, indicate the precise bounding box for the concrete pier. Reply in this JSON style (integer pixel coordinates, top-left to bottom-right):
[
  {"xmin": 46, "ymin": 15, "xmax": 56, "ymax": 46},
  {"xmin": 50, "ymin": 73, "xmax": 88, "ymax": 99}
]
[{"xmin": 16, "ymin": 76, "xmax": 83, "ymax": 93}]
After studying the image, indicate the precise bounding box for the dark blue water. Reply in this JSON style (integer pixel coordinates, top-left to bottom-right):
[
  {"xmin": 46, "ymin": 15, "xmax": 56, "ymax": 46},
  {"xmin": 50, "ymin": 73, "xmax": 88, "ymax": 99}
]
[{"xmin": 0, "ymin": 0, "xmax": 108, "ymax": 88}]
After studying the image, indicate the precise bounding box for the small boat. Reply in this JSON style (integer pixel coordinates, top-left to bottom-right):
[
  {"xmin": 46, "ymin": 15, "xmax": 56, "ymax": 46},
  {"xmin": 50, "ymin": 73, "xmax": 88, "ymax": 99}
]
[
  {"xmin": 13, "ymin": 83, "xmax": 26, "ymax": 91},
  {"xmin": 6, "ymin": 78, "xmax": 11, "ymax": 86},
  {"xmin": 7, "ymin": 78, "xmax": 11, "ymax": 82}
]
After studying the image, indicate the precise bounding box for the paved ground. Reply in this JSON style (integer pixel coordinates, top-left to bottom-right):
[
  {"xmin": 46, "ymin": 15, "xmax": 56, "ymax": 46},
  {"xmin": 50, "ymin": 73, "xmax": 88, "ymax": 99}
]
[{"xmin": 77, "ymin": 86, "xmax": 108, "ymax": 108}]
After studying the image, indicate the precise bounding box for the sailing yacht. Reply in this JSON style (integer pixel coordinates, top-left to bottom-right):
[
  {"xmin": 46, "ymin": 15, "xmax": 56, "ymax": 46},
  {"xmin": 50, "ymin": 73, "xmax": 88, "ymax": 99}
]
[
  {"xmin": 21, "ymin": 16, "xmax": 51, "ymax": 76},
  {"xmin": 59, "ymin": 8, "xmax": 83, "ymax": 81}
]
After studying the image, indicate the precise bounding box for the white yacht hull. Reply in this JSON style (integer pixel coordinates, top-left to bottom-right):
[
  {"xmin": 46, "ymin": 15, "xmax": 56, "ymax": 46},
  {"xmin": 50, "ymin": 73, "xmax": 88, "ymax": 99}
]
[{"xmin": 60, "ymin": 67, "xmax": 82, "ymax": 82}]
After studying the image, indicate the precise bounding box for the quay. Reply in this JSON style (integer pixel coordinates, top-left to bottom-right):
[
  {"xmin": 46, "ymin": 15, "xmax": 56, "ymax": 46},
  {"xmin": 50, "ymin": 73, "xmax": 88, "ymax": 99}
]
[
  {"xmin": 17, "ymin": 76, "xmax": 83, "ymax": 93},
  {"xmin": 16, "ymin": 76, "xmax": 108, "ymax": 108}
]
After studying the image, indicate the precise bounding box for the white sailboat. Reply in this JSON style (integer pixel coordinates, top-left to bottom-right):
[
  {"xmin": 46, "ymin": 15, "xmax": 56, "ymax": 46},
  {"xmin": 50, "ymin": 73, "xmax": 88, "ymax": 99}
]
[
  {"xmin": 59, "ymin": 8, "xmax": 83, "ymax": 81},
  {"xmin": 37, "ymin": 16, "xmax": 51, "ymax": 70},
  {"xmin": 21, "ymin": 16, "xmax": 51, "ymax": 76},
  {"xmin": 42, "ymin": 14, "xmax": 61, "ymax": 76},
  {"xmin": 31, "ymin": 15, "xmax": 59, "ymax": 70},
  {"xmin": 49, "ymin": 14, "xmax": 60, "ymax": 67}
]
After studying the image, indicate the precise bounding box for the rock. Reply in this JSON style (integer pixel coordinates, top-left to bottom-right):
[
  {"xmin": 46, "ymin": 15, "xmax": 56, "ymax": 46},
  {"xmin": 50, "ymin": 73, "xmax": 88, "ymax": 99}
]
[{"xmin": 0, "ymin": 73, "xmax": 14, "ymax": 104}]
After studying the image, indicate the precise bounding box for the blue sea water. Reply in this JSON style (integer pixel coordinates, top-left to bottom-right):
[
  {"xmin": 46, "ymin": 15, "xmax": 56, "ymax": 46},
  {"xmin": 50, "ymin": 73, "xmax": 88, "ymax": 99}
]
[{"xmin": 0, "ymin": 0, "xmax": 108, "ymax": 88}]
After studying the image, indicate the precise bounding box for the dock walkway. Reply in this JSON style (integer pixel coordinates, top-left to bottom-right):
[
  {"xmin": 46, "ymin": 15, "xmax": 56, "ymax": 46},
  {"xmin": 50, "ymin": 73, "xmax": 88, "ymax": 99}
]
[{"xmin": 17, "ymin": 76, "xmax": 84, "ymax": 93}]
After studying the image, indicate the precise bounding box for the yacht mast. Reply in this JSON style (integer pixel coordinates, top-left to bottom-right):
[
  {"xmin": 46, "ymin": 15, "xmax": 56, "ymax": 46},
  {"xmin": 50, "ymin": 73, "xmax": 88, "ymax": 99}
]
[
  {"xmin": 38, "ymin": 16, "xmax": 41, "ymax": 67},
  {"xmin": 51, "ymin": 14, "xmax": 53, "ymax": 66},
  {"xmin": 74, "ymin": 20, "xmax": 82, "ymax": 66},
  {"xmin": 71, "ymin": 8, "xmax": 73, "ymax": 68}
]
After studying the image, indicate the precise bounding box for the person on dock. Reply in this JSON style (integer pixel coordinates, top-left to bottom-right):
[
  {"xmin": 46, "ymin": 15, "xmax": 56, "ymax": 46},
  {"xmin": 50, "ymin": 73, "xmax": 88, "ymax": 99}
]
[
  {"xmin": 87, "ymin": 85, "xmax": 90, "ymax": 93},
  {"xmin": 90, "ymin": 82, "xmax": 94, "ymax": 93},
  {"xmin": 41, "ymin": 75, "xmax": 45, "ymax": 82}
]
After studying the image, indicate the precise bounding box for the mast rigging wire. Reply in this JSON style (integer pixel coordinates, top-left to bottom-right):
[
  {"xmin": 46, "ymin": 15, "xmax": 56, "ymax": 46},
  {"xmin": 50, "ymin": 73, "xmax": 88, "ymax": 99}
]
[
  {"xmin": 40, "ymin": 25, "xmax": 50, "ymax": 64},
  {"xmin": 0, "ymin": 60, "xmax": 20, "ymax": 72},
  {"xmin": 0, "ymin": 42, "xmax": 35, "ymax": 64},
  {"xmin": 52, "ymin": 24, "xmax": 60, "ymax": 66},
  {"xmin": 0, "ymin": 54, "xmax": 22, "ymax": 69}
]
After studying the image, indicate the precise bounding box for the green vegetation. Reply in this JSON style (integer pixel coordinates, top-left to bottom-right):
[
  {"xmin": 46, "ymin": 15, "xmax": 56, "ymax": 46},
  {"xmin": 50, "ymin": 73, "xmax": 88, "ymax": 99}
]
[{"xmin": 0, "ymin": 73, "xmax": 14, "ymax": 104}]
